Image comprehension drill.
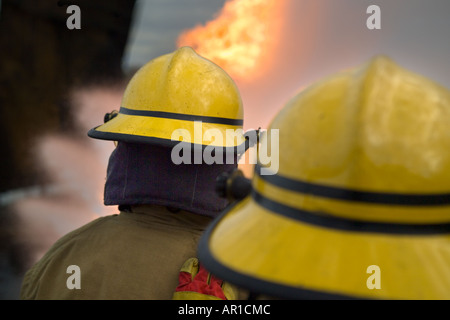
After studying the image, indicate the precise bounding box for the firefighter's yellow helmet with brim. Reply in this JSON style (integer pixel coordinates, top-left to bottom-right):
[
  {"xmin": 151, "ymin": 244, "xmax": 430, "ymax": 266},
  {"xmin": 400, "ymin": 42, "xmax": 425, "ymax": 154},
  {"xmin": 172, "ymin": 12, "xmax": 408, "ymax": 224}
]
[
  {"xmin": 198, "ymin": 56, "xmax": 450, "ymax": 299},
  {"xmin": 88, "ymin": 46, "xmax": 246, "ymax": 151}
]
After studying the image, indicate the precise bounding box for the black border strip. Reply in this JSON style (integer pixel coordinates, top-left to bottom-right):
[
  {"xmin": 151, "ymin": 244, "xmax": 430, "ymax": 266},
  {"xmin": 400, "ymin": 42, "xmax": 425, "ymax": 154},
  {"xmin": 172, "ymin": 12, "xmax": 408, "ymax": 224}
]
[
  {"xmin": 253, "ymin": 191, "xmax": 450, "ymax": 234},
  {"xmin": 197, "ymin": 203, "xmax": 363, "ymax": 300},
  {"xmin": 256, "ymin": 164, "xmax": 450, "ymax": 206},
  {"xmin": 119, "ymin": 107, "xmax": 243, "ymax": 126}
]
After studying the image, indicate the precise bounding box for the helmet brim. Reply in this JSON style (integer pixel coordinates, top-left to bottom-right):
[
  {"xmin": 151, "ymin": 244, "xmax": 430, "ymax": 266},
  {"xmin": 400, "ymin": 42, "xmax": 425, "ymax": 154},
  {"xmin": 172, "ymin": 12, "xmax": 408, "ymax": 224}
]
[
  {"xmin": 88, "ymin": 111, "xmax": 248, "ymax": 153},
  {"xmin": 198, "ymin": 195, "xmax": 450, "ymax": 299}
]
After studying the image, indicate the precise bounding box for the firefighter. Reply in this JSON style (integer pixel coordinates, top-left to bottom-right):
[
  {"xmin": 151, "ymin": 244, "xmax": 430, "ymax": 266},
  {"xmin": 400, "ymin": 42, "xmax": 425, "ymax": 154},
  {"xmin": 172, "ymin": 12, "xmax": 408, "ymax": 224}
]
[
  {"xmin": 188, "ymin": 56, "xmax": 450, "ymax": 299},
  {"xmin": 20, "ymin": 47, "xmax": 248, "ymax": 299}
]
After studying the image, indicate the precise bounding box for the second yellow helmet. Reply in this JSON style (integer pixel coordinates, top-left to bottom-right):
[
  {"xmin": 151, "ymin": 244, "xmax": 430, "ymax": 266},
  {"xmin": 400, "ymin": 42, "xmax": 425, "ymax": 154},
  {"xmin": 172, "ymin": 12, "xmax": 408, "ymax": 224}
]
[{"xmin": 198, "ymin": 56, "xmax": 450, "ymax": 299}]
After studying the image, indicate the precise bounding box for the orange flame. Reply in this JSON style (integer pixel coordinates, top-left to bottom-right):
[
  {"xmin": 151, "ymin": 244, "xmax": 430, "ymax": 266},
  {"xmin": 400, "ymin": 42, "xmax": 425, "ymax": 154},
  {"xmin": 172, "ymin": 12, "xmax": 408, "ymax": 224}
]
[{"xmin": 177, "ymin": 0, "xmax": 287, "ymax": 81}]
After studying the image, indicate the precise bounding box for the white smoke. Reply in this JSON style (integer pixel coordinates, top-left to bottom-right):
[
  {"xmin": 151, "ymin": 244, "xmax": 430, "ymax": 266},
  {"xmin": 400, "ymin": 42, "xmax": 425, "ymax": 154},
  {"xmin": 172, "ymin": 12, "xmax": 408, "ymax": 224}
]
[{"xmin": 11, "ymin": 84, "xmax": 125, "ymax": 262}]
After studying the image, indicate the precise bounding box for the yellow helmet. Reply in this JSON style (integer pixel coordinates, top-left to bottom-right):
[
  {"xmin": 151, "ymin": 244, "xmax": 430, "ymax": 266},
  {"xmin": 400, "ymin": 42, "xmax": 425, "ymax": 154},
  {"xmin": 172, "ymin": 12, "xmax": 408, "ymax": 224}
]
[
  {"xmin": 88, "ymin": 46, "xmax": 246, "ymax": 150},
  {"xmin": 199, "ymin": 56, "xmax": 450, "ymax": 299}
]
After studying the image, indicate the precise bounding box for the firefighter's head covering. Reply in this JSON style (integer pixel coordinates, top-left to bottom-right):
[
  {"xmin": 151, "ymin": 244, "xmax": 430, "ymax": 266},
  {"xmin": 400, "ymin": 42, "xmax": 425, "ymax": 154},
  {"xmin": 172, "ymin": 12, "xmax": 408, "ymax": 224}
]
[
  {"xmin": 88, "ymin": 46, "xmax": 245, "ymax": 150},
  {"xmin": 198, "ymin": 56, "xmax": 450, "ymax": 298},
  {"xmin": 88, "ymin": 47, "xmax": 246, "ymax": 217}
]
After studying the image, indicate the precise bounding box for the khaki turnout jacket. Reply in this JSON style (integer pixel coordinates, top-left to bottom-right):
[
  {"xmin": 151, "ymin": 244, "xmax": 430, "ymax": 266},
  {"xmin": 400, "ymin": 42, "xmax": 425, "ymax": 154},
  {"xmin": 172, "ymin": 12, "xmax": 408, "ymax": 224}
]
[{"xmin": 20, "ymin": 205, "xmax": 212, "ymax": 299}]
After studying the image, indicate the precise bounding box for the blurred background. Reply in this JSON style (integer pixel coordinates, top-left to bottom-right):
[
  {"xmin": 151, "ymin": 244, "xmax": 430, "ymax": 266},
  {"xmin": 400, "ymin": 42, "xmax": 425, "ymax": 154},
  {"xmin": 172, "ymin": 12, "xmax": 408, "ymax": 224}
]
[{"xmin": 1, "ymin": 0, "xmax": 449, "ymax": 299}]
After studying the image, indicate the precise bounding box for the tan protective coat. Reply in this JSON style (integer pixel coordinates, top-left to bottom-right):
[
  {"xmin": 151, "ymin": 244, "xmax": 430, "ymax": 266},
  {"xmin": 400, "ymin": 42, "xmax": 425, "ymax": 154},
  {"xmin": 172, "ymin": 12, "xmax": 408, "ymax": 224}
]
[{"xmin": 20, "ymin": 205, "xmax": 212, "ymax": 300}]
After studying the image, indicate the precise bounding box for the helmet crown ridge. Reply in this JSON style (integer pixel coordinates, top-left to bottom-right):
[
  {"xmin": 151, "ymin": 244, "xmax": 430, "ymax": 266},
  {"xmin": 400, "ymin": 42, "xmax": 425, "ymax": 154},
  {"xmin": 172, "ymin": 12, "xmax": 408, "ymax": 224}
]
[
  {"xmin": 266, "ymin": 55, "xmax": 450, "ymax": 194},
  {"xmin": 121, "ymin": 46, "xmax": 243, "ymax": 119}
]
